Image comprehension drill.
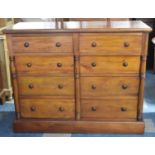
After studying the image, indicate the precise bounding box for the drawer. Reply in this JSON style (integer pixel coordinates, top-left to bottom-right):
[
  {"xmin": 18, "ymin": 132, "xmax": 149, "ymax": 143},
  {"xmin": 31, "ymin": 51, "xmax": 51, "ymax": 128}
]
[
  {"xmin": 80, "ymin": 56, "xmax": 140, "ymax": 74},
  {"xmin": 81, "ymin": 99, "xmax": 138, "ymax": 120},
  {"xmin": 12, "ymin": 35, "xmax": 73, "ymax": 53},
  {"xmin": 15, "ymin": 56, "xmax": 74, "ymax": 75},
  {"xmin": 20, "ymin": 98, "xmax": 75, "ymax": 119},
  {"xmin": 18, "ymin": 76, "xmax": 74, "ymax": 96},
  {"xmin": 80, "ymin": 33, "xmax": 142, "ymax": 55},
  {"xmin": 81, "ymin": 77, "xmax": 139, "ymax": 97}
]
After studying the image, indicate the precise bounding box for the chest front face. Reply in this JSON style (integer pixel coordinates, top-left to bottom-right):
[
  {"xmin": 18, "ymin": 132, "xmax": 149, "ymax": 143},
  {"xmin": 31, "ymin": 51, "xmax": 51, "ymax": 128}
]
[{"xmin": 5, "ymin": 21, "xmax": 151, "ymax": 133}]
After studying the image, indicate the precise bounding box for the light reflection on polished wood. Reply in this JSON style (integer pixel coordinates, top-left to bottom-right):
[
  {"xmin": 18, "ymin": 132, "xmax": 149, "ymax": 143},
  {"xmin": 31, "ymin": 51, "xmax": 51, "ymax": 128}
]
[{"xmin": 3, "ymin": 21, "xmax": 152, "ymax": 33}]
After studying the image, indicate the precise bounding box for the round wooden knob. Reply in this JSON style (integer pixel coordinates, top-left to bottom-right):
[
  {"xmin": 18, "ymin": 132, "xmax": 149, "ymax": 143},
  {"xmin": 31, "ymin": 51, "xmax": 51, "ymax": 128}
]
[
  {"xmin": 56, "ymin": 42, "xmax": 61, "ymax": 47},
  {"xmin": 91, "ymin": 42, "xmax": 97, "ymax": 47},
  {"xmin": 27, "ymin": 63, "xmax": 32, "ymax": 67},
  {"xmin": 28, "ymin": 83, "xmax": 34, "ymax": 89},
  {"xmin": 122, "ymin": 84, "xmax": 128, "ymax": 89},
  {"xmin": 91, "ymin": 106, "xmax": 97, "ymax": 112},
  {"xmin": 121, "ymin": 107, "xmax": 127, "ymax": 112},
  {"xmin": 59, "ymin": 107, "xmax": 64, "ymax": 112},
  {"xmin": 91, "ymin": 62, "xmax": 96, "ymax": 67},
  {"xmin": 122, "ymin": 61, "xmax": 128, "ymax": 67},
  {"xmin": 58, "ymin": 84, "xmax": 63, "ymax": 89},
  {"xmin": 30, "ymin": 106, "xmax": 36, "ymax": 112},
  {"xmin": 91, "ymin": 85, "xmax": 96, "ymax": 90},
  {"xmin": 124, "ymin": 42, "xmax": 130, "ymax": 47},
  {"xmin": 24, "ymin": 42, "xmax": 29, "ymax": 48},
  {"xmin": 57, "ymin": 63, "xmax": 62, "ymax": 67}
]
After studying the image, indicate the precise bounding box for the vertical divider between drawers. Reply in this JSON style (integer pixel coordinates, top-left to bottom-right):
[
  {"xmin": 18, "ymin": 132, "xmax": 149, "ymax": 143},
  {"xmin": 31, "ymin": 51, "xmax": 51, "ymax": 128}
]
[{"xmin": 73, "ymin": 33, "xmax": 81, "ymax": 120}]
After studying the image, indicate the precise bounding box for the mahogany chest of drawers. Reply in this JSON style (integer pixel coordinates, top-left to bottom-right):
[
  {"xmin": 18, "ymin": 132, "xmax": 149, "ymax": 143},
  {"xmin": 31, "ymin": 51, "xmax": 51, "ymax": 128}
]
[{"xmin": 3, "ymin": 21, "xmax": 151, "ymax": 133}]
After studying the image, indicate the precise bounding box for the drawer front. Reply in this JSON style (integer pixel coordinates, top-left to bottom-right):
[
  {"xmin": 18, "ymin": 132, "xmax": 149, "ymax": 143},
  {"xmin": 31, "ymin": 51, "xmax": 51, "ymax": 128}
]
[
  {"xmin": 81, "ymin": 77, "xmax": 139, "ymax": 97},
  {"xmin": 20, "ymin": 99, "xmax": 75, "ymax": 119},
  {"xmin": 80, "ymin": 33, "xmax": 142, "ymax": 54},
  {"xmin": 80, "ymin": 56, "xmax": 140, "ymax": 74},
  {"xmin": 18, "ymin": 76, "xmax": 74, "ymax": 96},
  {"xmin": 15, "ymin": 56, "xmax": 74, "ymax": 75},
  {"xmin": 12, "ymin": 35, "xmax": 73, "ymax": 53},
  {"xmin": 81, "ymin": 99, "xmax": 138, "ymax": 120}
]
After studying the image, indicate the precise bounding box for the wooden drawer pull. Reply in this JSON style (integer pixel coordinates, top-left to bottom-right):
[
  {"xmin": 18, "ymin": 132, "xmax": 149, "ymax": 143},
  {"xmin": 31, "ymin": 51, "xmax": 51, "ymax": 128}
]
[
  {"xmin": 91, "ymin": 85, "xmax": 96, "ymax": 90},
  {"xmin": 122, "ymin": 84, "xmax": 128, "ymax": 89},
  {"xmin": 91, "ymin": 62, "xmax": 96, "ymax": 67},
  {"xmin": 56, "ymin": 42, "xmax": 61, "ymax": 47},
  {"xmin": 91, "ymin": 106, "xmax": 97, "ymax": 112},
  {"xmin": 28, "ymin": 83, "xmax": 34, "ymax": 89},
  {"xmin": 91, "ymin": 41, "xmax": 97, "ymax": 47},
  {"xmin": 24, "ymin": 42, "xmax": 29, "ymax": 48},
  {"xmin": 59, "ymin": 107, "xmax": 64, "ymax": 112},
  {"xmin": 26, "ymin": 63, "xmax": 32, "ymax": 67},
  {"xmin": 121, "ymin": 107, "xmax": 127, "ymax": 112},
  {"xmin": 57, "ymin": 63, "xmax": 62, "ymax": 67},
  {"xmin": 30, "ymin": 106, "xmax": 36, "ymax": 112},
  {"xmin": 124, "ymin": 42, "xmax": 130, "ymax": 47},
  {"xmin": 58, "ymin": 84, "xmax": 63, "ymax": 89},
  {"xmin": 122, "ymin": 61, "xmax": 128, "ymax": 67}
]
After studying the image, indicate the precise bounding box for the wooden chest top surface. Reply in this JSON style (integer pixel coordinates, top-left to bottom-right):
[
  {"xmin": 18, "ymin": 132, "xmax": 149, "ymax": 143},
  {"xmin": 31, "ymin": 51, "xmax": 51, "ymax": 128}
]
[{"xmin": 3, "ymin": 21, "xmax": 152, "ymax": 34}]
